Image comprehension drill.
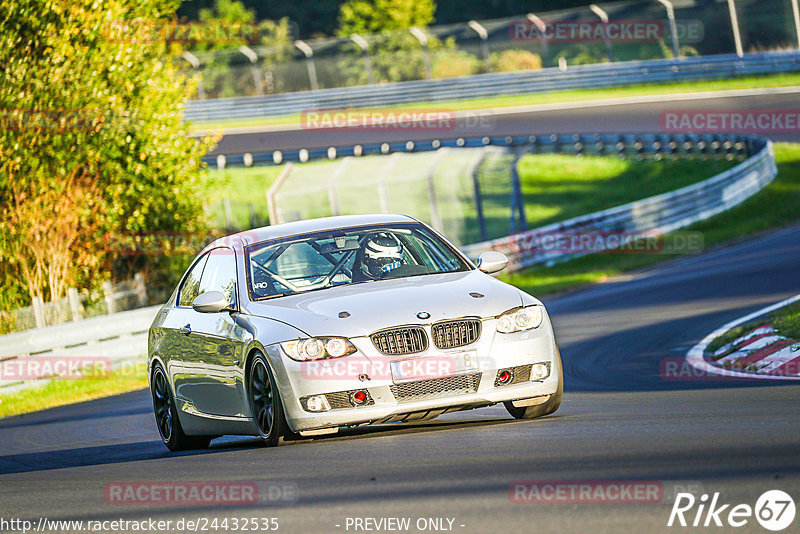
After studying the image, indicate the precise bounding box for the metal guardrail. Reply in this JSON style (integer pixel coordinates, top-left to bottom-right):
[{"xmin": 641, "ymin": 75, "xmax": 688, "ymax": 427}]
[
  {"xmin": 0, "ymin": 306, "xmax": 160, "ymax": 393},
  {"xmin": 185, "ymin": 51, "xmax": 800, "ymax": 123},
  {"xmin": 461, "ymin": 135, "xmax": 777, "ymax": 270},
  {"xmin": 1, "ymin": 274, "xmax": 149, "ymax": 333}
]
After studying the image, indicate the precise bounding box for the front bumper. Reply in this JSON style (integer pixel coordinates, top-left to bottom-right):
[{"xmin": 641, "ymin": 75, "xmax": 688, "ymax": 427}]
[{"xmin": 265, "ymin": 314, "xmax": 561, "ymax": 432}]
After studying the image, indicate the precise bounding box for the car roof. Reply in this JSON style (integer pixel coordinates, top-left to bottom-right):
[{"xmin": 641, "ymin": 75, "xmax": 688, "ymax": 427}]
[{"xmin": 213, "ymin": 214, "xmax": 419, "ymax": 248}]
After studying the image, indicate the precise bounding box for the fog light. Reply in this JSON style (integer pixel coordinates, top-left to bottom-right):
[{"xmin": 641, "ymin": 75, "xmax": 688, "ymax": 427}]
[
  {"xmin": 305, "ymin": 395, "xmax": 331, "ymax": 412},
  {"xmin": 351, "ymin": 390, "xmax": 368, "ymax": 405},
  {"xmin": 496, "ymin": 369, "xmax": 513, "ymax": 385},
  {"xmin": 532, "ymin": 363, "xmax": 550, "ymax": 380}
]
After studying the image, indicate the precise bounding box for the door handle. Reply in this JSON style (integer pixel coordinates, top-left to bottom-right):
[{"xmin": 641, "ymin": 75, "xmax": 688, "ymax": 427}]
[{"xmin": 180, "ymin": 324, "xmax": 192, "ymax": 336}]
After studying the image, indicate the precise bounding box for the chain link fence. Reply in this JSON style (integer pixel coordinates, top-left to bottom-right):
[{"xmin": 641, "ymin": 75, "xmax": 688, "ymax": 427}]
[
  {"xmin": 269, "ymin": 148, "xmax": 501, "ymax": 247},
  {"xmin": 180, "ymin": 0, "xmax": 800, "ymax": 100},
  {"xmin": 265, "ymin": 132, "xmax": 759, "ymax": 253}
]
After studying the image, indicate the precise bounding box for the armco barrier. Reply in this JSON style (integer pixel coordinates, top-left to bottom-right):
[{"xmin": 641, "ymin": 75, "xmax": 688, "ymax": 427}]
[
  {"xmin": 461, "ymin": 135, "xmax": 776, "ymax": 270},
  {"xmin": 0, "ymin": 306, "xmax": 160, "ymax": 393},
  {"xmin": 184, "ymin": 51, "xmax": 800, "ymax": 123},
  {"xmin": 203, "ymin": 131, "xmax": 758, "ymax": 168}
]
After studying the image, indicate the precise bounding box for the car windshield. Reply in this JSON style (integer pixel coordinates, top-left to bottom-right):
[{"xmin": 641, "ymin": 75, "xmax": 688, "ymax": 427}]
[{"xmin": 246, "ymin": 223, "xmax": 470, "ymax": 300}]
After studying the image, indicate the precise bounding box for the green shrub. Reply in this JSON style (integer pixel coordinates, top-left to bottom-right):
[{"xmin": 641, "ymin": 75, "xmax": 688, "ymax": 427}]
[
  {"xmin": 491, "ymin": 49, "xmax": 543, "ymax": 72},
  {"xmin": 432, "ymin": 48, "xmax": 482, "ymax": 78}
]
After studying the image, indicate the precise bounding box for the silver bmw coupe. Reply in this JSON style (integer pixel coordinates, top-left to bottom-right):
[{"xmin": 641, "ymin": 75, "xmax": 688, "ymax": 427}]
[{"xmin": 148, "ymin": 214, "xmax": 562, "ymax": 450}]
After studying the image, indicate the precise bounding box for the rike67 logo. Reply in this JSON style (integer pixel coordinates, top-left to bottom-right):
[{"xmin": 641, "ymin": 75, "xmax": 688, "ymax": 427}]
[{"xmin": 668, "ymin": 490, "xmax": 796, "ymax": 531}]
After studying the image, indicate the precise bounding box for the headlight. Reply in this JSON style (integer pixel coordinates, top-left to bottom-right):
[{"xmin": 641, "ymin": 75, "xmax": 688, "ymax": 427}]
[
  {"xmin": 280, "ymin": 337, "xmax": 357, "ymax": 361},
  {"xmin": 496, "ymin": 306, "xmax": 543, "ymax": 334}
]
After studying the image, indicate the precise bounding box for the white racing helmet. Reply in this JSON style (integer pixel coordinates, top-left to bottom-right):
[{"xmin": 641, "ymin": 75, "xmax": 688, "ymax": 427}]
[{"xmin": 360, "ymin": 234, "xmax": 404, "ymax": 279}]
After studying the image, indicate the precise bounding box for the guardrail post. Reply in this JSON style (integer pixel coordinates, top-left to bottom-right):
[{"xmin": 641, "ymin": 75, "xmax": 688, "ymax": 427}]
[
  {"xmin": 103, "ymin": 281, "xmax": 116, "ymax": 315},
  {"xmin": 656, "ymin": 0, "xmax": 681, "ymax": 58},
  {"xmin": 410, "ymin": 28, "xmax": 433, "ymax": 80},
  {"xmin": 182, "ymin": 52, "xmax": 205, "ymax": 100},
  {"xmin": 134, "ymin": 273, "xmax": 148, "ymax": 308},
  {"xmin": 32, "ymin": 296, "xmax": 45, "ymax": 329},
  {"xmin": 589, "ymin": 4, "xmax": 615, "ymax": 62},
  {"xmin": 350, "ymin": 34, "xmax": 375, "ymax": 85},
  {"xmin": 468, "ymin": 21, "xmax": 491, "ymax": 73},
  {"xmin": 727, "ymin": 0, "xmax": 744, "ymax": 57},
  {"xmin": 792, "ymin": 0, "xmax": 800, "ymax": 49},
  {"xmin": 295, "ymin": 40, "xmax": 319, "ymax": 91},
  {"xmin": 68, "ymin": 288, "xmax": 83, "ymax": 321}
]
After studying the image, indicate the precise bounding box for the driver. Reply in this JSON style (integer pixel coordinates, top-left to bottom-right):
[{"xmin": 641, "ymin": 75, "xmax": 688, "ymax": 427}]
[{"xmin": 357, "ymin": 233, "xmax": 405, "ymax": 280}]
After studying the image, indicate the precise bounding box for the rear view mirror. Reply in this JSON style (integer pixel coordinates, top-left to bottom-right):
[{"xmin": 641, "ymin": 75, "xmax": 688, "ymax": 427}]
[
  {"xmin": 477, "ymin": 251, "xmax": 509, "ymax": 274},
  {"xmin": 192, "ymin": 291, "xmax": 233, "ymax": 313}
]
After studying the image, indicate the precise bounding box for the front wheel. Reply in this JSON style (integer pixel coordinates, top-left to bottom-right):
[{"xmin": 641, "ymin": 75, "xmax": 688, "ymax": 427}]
[
  {"xmin": 505, "ymin": 348, "xmax": 563, "ymax": 420},
  {"xmin": 151, "ymin": 363, "xmax": 211, "ymax": 451},
  {"xmin": 248, "ymin": 352, "xmax": 287, "ymax": 446}
]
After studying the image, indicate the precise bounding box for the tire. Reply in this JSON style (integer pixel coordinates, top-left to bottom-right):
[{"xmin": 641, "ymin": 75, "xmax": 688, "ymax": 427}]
[
  {"xmin": 504, "ymin": 347, "xmax": 564, "ymax": 420},
  {"xmin": 150, "ymin": 363, "xmax": 211, "ymax": 452},
  {"xmin": 248, "ymin": 352, "xmax": 287, "ymax": 447}
]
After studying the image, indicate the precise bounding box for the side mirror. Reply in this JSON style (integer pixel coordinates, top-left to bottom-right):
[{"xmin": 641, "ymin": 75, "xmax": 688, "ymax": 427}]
[
  {"xmin": 192, "ymin": 291, "xmax": 233, "ymax": 313},
  {"xmin": 477, "ymin": 251, "xmax": 509, "ymax": 274}
]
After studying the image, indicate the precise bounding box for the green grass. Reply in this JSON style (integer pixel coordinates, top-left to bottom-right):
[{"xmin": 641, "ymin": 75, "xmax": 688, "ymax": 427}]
[
  {"xmin": 504, "ymin": 143, "xmax": 800, "ymax": 297},
  {"xmin": 204, "ymin": 151, "xmax": 736, "ymax": 244},
  {"xmin": 202, "ymin": 165, "xmax": 283, "ymax": 230},
  {"xmin": 0, "ymin": 362, "xmax": 149, "ymax": 418},
  {"xmin": 707, "ymin": 322, "xmax": 766, "ymax": 354},
  {"xmin": 517, "ymin": 154, "xmax": 737, "ymax": 228},
  {"xmin": 707, "ymin": 301, "xmax": 800, "ymax": 355},
  {"xmin": 774, "ymin": 302, "xmax": 800, "ymax": 340},
  {"xmin": 190, "ymin": 72, "xmax": 800, "ymax": 132}
]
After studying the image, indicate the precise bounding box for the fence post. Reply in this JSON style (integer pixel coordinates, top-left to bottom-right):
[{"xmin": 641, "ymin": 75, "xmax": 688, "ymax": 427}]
[
  {"xmin": 471, "ymin": 147, "xmax": 491, "ymax": 242},
  {"xmin": 509, "ymin": 148, "xmax": 528, "ymax": 234},
  {"xmin": 376, "ymin": 153, "xmax": 401, "ymax": 213},
  {"xmin": 68, "ymin": 288, "xmax": 83, "ymax": 321},
  {"xmin": 223, "ymin": 198, "xmax": 234, "ymax": 230},
  {"xmin": 103, "ymin": 281, "xmax": 116, "ymax": 314},
  {"xmin": 248, "ymin": 203, "xmax": 257, "ymax": 228},
  {"xmin": 426, "ymin": 149, "xmax": 448, "ymax": 233},
  {"xmin": 328, "ymin": 157, "xmax": 352, "ymax": 217},
  {"xmin": 32, "ymin": 296, "xmax": 46, "ymax": 328},
  {"xmin": 266, "ymin": 163, "xmax": 295, "ymax": 225},
  {"xmin": 134, "ymin": 273, "xmax": 148, "ymax": 308}
]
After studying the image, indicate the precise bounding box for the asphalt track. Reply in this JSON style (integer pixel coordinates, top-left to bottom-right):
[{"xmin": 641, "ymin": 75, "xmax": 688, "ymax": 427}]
[
  {"xmin": 206, "ymin": 88, "xmax": 800, "ymax": 156},
  {"xmin": 1, "ymin": 93, "xmax": 800, "ymax": 533}
]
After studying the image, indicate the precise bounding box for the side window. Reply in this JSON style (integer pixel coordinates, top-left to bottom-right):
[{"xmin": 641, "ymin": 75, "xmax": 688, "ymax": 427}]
[
  {"xmin": 179, "ymin": 254, "xmax": 208, "ymax": 307},
  {"xmin": 198, "ymin": 248, "xmax": 237, "ymax": 304}
]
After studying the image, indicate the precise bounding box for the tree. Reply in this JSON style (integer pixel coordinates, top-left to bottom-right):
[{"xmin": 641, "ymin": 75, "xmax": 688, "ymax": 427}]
[
  {"xmin": 335, "ymin": 0, "xmax": 445, "ymax": 85},
  {"xmin": 0, "ymin": 0, "xmax": 215, "ymax": 315},
  {"xmin": 339, "ymin": 0, "xmax": 436, "ymax": 35},
  {"xmin": 189, "ymin": 0, "xmax": 293, "ymax": 97}
]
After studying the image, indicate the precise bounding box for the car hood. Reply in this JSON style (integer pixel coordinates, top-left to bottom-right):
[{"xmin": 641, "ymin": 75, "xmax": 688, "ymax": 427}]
[{"xmin": 243, "ymin": 270, "xmax": 530, "ymax": 338}]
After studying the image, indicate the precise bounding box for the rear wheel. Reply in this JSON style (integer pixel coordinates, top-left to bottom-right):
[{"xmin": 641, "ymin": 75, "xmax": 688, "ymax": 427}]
[
  {"xmin": 151, "ymin": 363, "xmax": 211, "ymax": 451},
  {"xmin": 249, "ymin": 352, "xmax": 287, "ymax": 447},
  {"xmin": 504, "ymin": 348, "xmax": 563, "ymax": 420}
]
